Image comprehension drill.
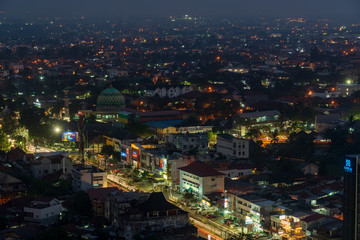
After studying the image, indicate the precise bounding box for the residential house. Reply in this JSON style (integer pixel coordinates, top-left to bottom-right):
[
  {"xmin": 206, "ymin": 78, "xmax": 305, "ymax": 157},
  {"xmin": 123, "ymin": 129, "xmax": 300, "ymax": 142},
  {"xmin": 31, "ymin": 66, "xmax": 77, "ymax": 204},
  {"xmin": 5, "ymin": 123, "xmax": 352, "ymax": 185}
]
[{"xmin": 23, "ymin": 198, "xmax": 61, "ymax": 225}]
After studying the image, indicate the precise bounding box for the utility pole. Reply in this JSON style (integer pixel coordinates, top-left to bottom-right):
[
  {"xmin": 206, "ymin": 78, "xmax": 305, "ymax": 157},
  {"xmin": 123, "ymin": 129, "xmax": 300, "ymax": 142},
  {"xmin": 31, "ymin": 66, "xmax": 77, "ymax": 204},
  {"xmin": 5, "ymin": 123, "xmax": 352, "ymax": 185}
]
[{"xmin": 78, "ymin": 114, "xmax": 85, "ymax": 165}]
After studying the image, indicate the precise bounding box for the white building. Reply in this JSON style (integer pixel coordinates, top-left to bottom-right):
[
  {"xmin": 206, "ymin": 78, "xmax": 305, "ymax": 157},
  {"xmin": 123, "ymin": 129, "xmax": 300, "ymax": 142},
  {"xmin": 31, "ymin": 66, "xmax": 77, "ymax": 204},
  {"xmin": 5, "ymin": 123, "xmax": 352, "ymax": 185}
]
[
  {"xmin": 31, "ymin": 154, "xmax": 72, "ymax": 178},
  {"xmin": 166, "ymin": 133, "xmax": 209, "ymax": 153},
  {"xmin": 24, "ymin": 198, "xmax": 61, "ymax": 225},
  {"xmin": 146, "ymin": 86, "xmax": 193, "ymax": 98},
  {"xmin": 179, "ymin": 161, "xmax": 225, "ymax": 199},
  {"xmin": 216, "ymin": 134, "xmax": 249, "ymax": 158},
  {"xmin": 72, "ymin": 164, "xmax": 107, "ymax": 191}
]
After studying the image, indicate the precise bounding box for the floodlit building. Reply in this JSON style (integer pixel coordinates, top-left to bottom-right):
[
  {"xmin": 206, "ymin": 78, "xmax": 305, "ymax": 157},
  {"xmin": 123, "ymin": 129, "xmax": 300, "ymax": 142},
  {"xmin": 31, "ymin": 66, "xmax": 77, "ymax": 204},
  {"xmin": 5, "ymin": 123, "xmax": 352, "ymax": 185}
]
[{"xmin": 179, "ymin": 161, "xmax": 225, "ymax": 199}]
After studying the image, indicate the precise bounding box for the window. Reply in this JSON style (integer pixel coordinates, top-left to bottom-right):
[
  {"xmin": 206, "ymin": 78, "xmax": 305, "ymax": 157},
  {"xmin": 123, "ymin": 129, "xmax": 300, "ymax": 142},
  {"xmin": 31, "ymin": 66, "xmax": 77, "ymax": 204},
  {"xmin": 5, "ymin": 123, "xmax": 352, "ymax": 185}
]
[
  {"xmin": 211, "ymin": 178, "xmax": 215, "ymax": 181},
  {"xmin": 233, "ymin": 143, "xmax": 236, "ymax": 148},
  {"xmin": 233, "ymin": 150, "xmax": 236, "ymax": 155}
]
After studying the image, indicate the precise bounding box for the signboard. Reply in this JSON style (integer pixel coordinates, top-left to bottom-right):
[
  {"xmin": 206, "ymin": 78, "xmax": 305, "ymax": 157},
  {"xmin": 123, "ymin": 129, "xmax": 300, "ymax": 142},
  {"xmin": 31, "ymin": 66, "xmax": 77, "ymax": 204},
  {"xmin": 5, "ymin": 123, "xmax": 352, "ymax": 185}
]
[
  {"xmin": 344, "ymin": 159, "xmax": 353, "ymax": 173},
  {"xmin": 62, "ymin": 131, "xmax": 79, "ymax": 142},
  {"xmin": 121, "ymin": 152, "xmax": 127, "ymax": 157}
]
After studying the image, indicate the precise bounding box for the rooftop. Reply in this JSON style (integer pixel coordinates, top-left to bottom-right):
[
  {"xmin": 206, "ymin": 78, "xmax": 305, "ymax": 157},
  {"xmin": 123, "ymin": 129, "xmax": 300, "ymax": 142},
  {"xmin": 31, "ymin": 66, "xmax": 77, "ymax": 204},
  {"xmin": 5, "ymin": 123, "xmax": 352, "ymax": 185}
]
[{"xmin": 178, "ymin": 161, "xmax": 225, "ymax": 177}]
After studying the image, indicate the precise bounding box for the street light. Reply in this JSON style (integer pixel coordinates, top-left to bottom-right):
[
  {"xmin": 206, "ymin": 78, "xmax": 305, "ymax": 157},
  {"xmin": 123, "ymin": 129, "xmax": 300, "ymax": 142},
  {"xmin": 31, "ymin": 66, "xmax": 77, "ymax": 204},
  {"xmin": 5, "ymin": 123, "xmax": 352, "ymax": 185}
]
[{"xmin": 55, "ymin": 127, "xmax": 61, "ymax": 133}]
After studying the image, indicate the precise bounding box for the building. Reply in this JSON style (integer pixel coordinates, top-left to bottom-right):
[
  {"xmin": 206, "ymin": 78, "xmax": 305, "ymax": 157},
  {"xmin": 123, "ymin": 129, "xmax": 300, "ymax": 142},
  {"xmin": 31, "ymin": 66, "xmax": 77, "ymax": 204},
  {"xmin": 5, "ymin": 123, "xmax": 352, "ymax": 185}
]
[
  {"xmin": 107, "ymin": 192, "xmax": 196, "ymax": 240},
  {"xmin": 270, "ymin": 212, "xmax": 309, "ymax": 239},
  {"xmin": 227, "ymin": 193, "xmax": 275, "ymax": 232},
  {"xmin": 335, "ymin": 83, "xmax": 360, "ymax": 97},
  {"xmin": 179, "ymin": 161, "xmax": 225, "ymax": 199},
  {"xmin": 72, "ymin": 164, "xmax": 107, "ymax": 192},
  {"xmin": 0, "ymin": 172, "xmax": 26, "ymax": 194},
  {"xmin": 118, "ymin": 108, "xmax": 182, "ymax": 124},
  {"xmin": 105, "ymin": 190, "xmax": 150, "ymax": 224},
  {"xmin": 79, "ymin": 86, "xmax": 126, "ymax": 122},
  {"xmin": 145, "ymin": 85, "xmax": 194, "ymax": 98},
  {"xmin": 31, "ymin": 154, "xmax": 72, "ymax": 178},
  {"xmin": 96, "ymin": 86, "xmax": 126, "ymax": 111},
  {"xmin": 343, "ymin": 154, "xmax": 360, "ymax": 240},
  {"xmin": 216, "ymin": 134, "xmax": 249, "ymax": 158},
  {"xmin": 23, "ymin": 198, "xmax": 61, "ymax": 225},
  {"xmin": 166, "ymin": 133, "xmax": 209, "ymax": 154},
  {"xmin": 87, "ymin": 187, "xmax": 118, "ymax": 217}
]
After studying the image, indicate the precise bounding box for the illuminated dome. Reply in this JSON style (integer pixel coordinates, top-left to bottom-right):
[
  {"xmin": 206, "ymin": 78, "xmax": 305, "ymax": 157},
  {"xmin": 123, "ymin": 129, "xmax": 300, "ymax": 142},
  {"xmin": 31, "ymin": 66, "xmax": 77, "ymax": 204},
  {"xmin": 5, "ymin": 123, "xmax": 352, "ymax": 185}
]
[{"xmin": 96, "ymin": 86, "xmax": 125, "ymax": 111}]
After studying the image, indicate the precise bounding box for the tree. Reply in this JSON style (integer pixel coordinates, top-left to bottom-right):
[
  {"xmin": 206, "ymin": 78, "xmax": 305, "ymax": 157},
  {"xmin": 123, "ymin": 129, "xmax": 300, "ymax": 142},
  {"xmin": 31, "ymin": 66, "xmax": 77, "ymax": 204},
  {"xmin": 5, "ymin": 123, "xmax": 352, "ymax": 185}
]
[
  {"xmin": 0, "ymin": 130, "xmax": 10, "ymax": 151},
  {"xmin": 70, "ymin": 191, "xmax": 93, "ymax": 217},
  {"xmin": 38, "ymin": 227, "xmax": 74, "ymax": 240},
  {"xmin": 182, "ymin": 191, "xmax": 196, "ymax": 204},
  {"xmin": 101, "ymin": 144, "xmax": 115, "ymax": 157}
]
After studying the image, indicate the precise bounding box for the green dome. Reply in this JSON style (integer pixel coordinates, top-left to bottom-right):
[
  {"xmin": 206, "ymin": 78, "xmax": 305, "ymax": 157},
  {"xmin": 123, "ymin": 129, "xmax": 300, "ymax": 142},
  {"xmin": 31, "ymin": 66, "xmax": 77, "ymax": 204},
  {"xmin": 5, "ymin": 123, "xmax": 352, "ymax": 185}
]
[{"xmin": 96, "ymin": 86, "xmax": 125, "ymax": 111}]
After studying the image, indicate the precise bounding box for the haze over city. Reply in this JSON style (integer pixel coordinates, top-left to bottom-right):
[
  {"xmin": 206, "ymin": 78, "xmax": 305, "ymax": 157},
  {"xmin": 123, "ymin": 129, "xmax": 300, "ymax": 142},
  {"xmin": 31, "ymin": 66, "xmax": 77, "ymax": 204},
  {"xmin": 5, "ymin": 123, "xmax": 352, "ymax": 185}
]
[{"xmin": 2, "ymin": 0, "xmax": 360, "ymax": 19}]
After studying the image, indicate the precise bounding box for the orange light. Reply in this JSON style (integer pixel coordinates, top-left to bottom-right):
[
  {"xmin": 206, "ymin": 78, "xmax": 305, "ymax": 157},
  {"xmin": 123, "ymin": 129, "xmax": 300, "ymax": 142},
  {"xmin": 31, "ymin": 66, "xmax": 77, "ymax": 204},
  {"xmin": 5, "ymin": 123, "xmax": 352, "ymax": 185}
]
[{"xmin": 216, "ymin": 56, "xmax": 220, "ymax": 61}]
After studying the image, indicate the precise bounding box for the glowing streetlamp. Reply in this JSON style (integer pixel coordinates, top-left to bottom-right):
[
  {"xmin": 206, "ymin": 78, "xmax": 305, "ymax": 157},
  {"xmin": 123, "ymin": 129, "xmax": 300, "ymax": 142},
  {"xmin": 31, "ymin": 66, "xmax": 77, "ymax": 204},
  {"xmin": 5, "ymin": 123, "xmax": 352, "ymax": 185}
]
[{"xmin": 55, "ymin": 127, "xmax": 61, "ymax": 133}]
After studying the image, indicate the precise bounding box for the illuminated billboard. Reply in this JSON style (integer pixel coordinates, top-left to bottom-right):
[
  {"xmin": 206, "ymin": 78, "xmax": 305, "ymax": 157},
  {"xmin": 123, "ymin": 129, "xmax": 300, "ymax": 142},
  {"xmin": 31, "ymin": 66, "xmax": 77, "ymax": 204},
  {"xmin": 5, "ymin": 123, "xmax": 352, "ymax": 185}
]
[{"xmin": 62, "ymin": 131, "xmax": 80, "ymax": 142}]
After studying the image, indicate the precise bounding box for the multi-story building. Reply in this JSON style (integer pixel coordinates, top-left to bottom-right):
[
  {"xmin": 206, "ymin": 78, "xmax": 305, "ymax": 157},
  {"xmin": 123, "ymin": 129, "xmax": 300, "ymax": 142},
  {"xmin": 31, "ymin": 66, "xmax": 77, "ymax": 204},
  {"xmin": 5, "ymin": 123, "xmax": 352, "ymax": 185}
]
[
  {"xmin": 227, "ymin": 193, "xmax": 275, "ymax": 232},
  {"xmin": 166, "ymin": 133, "xmax": 209, "ymax": 154},
  {"xmin": 179, "ymin": 161, "xmax": 225, "ymax": 199},
  {"xmin": 72, "ymin": 164, "xmax": 107, "ymax": 191},
  {"xmin": 145, "ymin": 86, "xmax": 194, "ymax": 98},
  {"xmin": 216, "ymin": 134, "xmax": 249, "ymax": 158},
  {"xmin": 343, "ymin": 154, "xmax": 360, "ymax": 240},
  {"xmin": 24, "ymin": 198, "xmax": 61, "ymax": 225},
  {"xmin": 31, "ymin": 154, "xmax": 72, "ymax": 178},
  {"xmin": 336, "ymin": 83, "xmax": 360, "ymax": 97},
  {"xmin": 270, "ymin": 213, "xmax": 308, "ymax": 239}
]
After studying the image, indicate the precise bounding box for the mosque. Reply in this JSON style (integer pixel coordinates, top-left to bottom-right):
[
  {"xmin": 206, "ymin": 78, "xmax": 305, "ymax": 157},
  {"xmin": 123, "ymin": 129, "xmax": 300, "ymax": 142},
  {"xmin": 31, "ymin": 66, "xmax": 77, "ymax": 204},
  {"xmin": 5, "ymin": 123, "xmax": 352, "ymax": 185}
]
[{"xmin": 79, "ymin": 85, "xmax": 126, "ymax": 122}]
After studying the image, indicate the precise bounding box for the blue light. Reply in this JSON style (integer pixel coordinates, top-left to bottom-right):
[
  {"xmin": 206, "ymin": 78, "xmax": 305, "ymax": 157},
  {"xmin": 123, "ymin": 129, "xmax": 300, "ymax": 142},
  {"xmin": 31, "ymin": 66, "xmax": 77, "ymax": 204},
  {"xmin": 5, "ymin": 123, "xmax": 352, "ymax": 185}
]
[
  {"xmin": 344, "ymin": 159, "xmax": 353, "ymax": 173},
  {"xmin": 121, "ymin": 152, "xmax": 127, "ymax": 157}
]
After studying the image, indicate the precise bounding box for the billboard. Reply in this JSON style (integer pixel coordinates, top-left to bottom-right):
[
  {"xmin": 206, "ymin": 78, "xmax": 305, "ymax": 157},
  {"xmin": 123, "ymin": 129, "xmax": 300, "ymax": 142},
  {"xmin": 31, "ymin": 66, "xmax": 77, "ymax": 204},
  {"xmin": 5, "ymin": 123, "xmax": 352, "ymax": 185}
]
[{"xmin": 62, "ymin": 131, "xmax": 80, "ymax": 142}]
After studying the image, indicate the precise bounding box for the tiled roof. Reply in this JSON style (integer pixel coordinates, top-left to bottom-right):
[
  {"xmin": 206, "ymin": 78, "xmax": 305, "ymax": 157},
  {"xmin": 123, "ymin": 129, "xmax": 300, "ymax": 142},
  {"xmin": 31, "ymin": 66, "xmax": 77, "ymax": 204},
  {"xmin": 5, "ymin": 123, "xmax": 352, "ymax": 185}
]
[
  {"xmin": 138, "ymin": 192, "xmax": 180, "ymax": 212},
  {"xmin": 302, "ymin": 213, "xmax": 328, "ymax": 223},
  {"xmin": 178, "ymin": 161, "xmax": 225, "ymax": 177}
]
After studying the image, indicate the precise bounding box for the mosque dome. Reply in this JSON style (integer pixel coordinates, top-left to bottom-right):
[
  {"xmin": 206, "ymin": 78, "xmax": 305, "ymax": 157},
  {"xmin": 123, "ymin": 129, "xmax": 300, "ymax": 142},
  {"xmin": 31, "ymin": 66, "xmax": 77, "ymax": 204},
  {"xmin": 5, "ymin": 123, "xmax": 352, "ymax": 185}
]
[{"xmin": 96, "ymin": 86, "xmax": 125, "ymax": 111}]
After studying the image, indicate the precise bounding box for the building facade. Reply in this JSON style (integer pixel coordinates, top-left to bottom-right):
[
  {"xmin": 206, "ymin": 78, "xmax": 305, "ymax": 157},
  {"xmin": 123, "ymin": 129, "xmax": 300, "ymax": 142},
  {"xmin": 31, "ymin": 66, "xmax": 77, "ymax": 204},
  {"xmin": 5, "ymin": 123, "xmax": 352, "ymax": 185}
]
[
  {"xmin": 24, "ymin": 198, "xmax": 61, "ymax": 225},
  {"xmin": 179, "ymin": 161, "xmax": 225, "ymax": 199},
  {"xmin": 72, "ymin": 164, "xmax": 107, "ymax": 191},
  {"xmin": 216, "ymin": 134, "xmax": 249, "ymax": 158}
]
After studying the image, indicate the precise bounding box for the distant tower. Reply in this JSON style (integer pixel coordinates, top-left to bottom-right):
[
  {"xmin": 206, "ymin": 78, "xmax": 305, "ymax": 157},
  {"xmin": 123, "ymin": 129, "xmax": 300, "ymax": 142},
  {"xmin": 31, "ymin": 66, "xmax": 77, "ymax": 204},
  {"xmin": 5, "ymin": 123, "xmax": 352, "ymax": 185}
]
[{"xmin": 63, "ymin": 89, "xmax": 70, "ymax": 121}]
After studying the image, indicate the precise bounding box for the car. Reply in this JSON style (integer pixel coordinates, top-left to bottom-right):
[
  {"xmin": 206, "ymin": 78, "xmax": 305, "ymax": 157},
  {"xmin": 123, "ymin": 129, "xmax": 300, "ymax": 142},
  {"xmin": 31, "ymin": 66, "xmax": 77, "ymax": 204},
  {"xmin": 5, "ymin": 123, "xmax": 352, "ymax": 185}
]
[
  {"xmin": 206, "ymin": 214, "xmax": 216, "ymax": 218},
  {"xmin": 190, "ymin": 206, "xmax": 197, "ymax": 210}
]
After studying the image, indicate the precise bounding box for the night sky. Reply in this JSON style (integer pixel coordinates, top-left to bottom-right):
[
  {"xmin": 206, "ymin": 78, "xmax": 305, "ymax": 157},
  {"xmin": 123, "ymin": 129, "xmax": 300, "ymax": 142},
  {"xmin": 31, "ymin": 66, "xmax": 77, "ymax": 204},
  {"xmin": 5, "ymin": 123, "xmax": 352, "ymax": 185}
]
[{"xmin": 1, "ymin": 0, "xmax": 360, "ymax": 19}]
